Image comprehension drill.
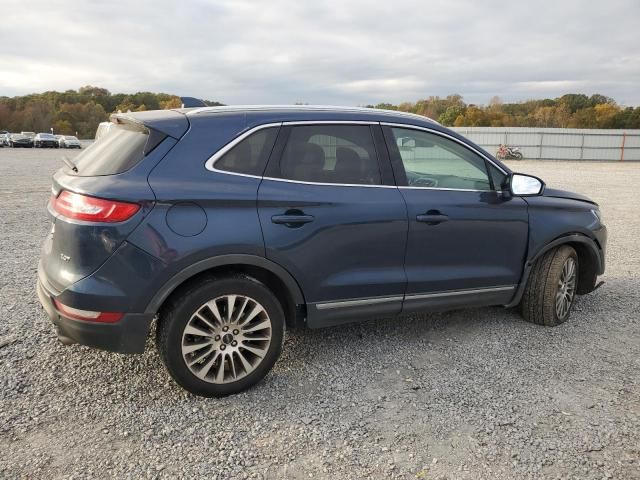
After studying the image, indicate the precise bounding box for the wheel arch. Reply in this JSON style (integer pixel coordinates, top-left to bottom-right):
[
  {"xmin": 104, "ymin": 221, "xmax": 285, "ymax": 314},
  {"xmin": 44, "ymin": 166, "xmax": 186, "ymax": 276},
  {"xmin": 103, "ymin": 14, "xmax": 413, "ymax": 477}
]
[
  {"xmin": 506, "ymin": 233, "xmax": 603, "ymax": 307},
  {"xmin": 146, "ymin": 255, "xmax": 307, "ymax": 329}
]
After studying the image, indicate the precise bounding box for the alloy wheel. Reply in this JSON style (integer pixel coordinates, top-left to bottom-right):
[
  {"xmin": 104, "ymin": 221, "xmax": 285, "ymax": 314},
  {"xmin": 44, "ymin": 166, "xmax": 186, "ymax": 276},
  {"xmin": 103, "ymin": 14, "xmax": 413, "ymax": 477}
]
[
  {"xmin": 181, "ymin": 294, "xmax": 272, "ymax": 384},
  {"xmin": 555, "ymin": 257, "xmax": 576, "ymax": 319}
]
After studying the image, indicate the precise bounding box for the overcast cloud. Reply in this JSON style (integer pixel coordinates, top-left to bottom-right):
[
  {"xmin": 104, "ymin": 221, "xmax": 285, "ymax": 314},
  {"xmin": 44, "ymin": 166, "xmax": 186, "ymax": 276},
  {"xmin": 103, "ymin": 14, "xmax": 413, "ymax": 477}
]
[{"xmin": 1, "ymin": 0, "xmax": 639, "ymax": 105}]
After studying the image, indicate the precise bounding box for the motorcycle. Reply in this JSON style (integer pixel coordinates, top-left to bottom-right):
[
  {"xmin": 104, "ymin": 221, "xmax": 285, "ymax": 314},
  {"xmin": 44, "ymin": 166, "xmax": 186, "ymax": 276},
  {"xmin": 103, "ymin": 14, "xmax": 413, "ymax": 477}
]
[{"xmin": 496, "ymin": 144, "xmax": 523, "ymax": 160}]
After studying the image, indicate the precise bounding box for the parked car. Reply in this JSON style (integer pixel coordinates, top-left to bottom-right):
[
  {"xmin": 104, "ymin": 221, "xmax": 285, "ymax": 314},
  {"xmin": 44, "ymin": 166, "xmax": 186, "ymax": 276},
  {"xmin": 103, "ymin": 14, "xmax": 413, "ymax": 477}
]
[
  {"xmin": 34, "ymin": 133, "xmax": 60, "ymax": 148},
  {"xmin": 37, "ymin": 106, "xmax": 607, "ymax": 397},
  {"xmin": 58, "ymin": 135, "xmax": 82, "ymax": 149},
  {"xmin": 10, "ymin": 133, "xmax": 34, "ymax": 148},
  {"xmin": 95, "ymin": 121, "xmax": 112, "ymax": 140},
  {"xmin": 21, "ymin": 131, "xmax": 36, "ymax": 139}
]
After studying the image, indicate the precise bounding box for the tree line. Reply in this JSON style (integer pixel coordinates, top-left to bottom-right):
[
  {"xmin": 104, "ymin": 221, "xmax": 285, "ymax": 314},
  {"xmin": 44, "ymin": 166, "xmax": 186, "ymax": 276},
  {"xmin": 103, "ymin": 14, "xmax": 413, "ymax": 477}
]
[
  {"xmin": 366, "ymin": 93, "xmax": 640, "ymax": 129},
  {"xmin": 0, "ymin": 86, "xmax": 223, "ymax": 138},
  {"xmin": 1, "ymin": 87, "xmax": 638, "ymax": 138}
]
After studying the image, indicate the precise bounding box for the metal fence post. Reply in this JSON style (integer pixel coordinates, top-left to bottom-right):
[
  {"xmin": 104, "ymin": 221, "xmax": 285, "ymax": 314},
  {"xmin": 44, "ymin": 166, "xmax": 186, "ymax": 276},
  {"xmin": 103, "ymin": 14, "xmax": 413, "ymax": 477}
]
[
  {"xmin": 580, "ymin": 133, "xmax": 585, "ymax": 160},
  {"xmin": 539, "ymin": 132, "xmax": 544, "ymax": 160},
  {"xmin": 620, "ymin": 132, "xmax": 626, "ymax": 161}
]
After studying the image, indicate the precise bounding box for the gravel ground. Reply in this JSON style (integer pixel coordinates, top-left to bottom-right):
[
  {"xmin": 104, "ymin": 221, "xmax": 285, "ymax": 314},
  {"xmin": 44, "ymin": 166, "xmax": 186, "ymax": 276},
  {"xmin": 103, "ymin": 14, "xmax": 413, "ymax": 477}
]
[{"xmin": 0, "ymin": 149, "xmax": 638, "ymax": 479}]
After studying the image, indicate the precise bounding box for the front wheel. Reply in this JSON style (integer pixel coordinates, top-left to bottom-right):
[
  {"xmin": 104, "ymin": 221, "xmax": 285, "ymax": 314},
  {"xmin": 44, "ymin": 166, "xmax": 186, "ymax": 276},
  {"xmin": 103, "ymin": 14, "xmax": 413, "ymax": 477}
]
[
  {"xmin": 156, "ymin": 274, "xmax": 285, "ymax": 397},
  {"xmin": 520, "ymin": 245, "xmax": 578, "ymax": 326}
]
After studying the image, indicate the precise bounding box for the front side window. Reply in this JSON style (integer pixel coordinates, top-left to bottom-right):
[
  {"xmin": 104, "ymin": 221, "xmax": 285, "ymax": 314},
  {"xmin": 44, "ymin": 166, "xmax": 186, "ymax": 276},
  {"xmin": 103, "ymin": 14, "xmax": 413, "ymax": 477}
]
[
  {"xmin": 390, "ymin": 127, "xmax": 493, "ymax": 191},
  {"xmin": 278, "ymin": 125, "xmax": 381, "ymax": 185},
  {"xmin": 215, "ymin": 127, "xmax": 279, "ymax": 176}
]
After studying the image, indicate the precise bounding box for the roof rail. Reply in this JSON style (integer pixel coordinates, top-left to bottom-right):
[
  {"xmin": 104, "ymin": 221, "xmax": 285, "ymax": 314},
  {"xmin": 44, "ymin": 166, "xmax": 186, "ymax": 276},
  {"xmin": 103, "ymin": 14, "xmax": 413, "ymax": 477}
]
[{"xmin": 186, "ymin": 105, "xmax": 440, "ymax": 125}]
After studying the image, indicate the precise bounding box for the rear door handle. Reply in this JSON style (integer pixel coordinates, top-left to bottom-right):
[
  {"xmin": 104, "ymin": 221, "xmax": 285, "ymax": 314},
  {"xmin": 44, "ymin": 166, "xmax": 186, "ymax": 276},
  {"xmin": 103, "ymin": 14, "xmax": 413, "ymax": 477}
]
[
  {"xmin": 416, "ymin": 213, "xmax": 449, "ymax": 225},
  {"xmin": 271, "ymin": 214, "xmax": 315, "ymax": 226}
]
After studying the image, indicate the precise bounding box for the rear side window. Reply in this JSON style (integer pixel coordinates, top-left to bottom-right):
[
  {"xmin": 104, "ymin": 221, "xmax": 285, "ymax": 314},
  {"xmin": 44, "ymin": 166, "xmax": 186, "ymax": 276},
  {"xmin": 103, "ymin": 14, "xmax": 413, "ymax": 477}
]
[
  {"xmin": 277, "ymin": 125, "xmax": 381, "ymax": 185},
  {"xmin": 215, "ymin": 127, "xmax": 279, "ymax": 176},
  {"xmin": 72, "ymin": 122, "xmax": 162, "ymax": 176}
]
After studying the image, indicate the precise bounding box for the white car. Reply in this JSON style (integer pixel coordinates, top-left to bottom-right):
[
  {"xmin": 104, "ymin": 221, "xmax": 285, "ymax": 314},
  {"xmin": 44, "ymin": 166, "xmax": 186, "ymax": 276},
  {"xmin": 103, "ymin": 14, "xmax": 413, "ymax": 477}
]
[{"xmin": 58, "ymin": 135, "xmax": 82, "ymax": 149}]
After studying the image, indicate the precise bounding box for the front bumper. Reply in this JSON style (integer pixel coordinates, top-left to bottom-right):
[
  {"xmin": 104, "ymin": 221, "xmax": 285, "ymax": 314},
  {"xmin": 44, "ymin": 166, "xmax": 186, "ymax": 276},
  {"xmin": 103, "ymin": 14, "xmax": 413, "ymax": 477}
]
[{"xmin": 37, "ymin": 265, "xmax": 154, "ymax": 354}]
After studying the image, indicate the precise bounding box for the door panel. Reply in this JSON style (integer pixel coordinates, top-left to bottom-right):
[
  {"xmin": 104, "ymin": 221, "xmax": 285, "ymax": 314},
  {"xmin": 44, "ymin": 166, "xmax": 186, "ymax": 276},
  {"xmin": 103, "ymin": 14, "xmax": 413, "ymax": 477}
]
[
  {"xmin": 382, "ymin": 125, "xmax": 529, "ymax": 310},
  {"xmin": 258, "ymin": 180, "xmax": 408, "ymax": 326},
  {"xmin": 257, "ymin": 123, "xmax": 408, "ymax": 327},
  {"xmin": 400, "ymin": 188, "xmax": 528, "ymax": 296}
]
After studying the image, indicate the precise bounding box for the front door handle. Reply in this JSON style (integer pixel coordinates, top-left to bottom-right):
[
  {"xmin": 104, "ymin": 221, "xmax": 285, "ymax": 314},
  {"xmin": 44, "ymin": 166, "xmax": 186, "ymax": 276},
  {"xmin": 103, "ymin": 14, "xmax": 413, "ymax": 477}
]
[
  {"xmin": 271, "ymin": 214, "xmax": 315, "ymax": 226},
  {"xmin": 416, "ymin": 212, "xmax": 449, "ymax": 225}
]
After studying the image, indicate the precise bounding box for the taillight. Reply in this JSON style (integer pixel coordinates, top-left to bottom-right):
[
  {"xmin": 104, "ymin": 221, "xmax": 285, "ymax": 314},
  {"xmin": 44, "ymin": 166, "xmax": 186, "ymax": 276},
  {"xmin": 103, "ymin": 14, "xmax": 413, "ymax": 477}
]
[
  {"xmin": 53, "ymin": 299, "xmax": 123, "ymax": 323},
  {"xmin": 51, "ymin": 190, "xmax": 140, "ymax": 223}
]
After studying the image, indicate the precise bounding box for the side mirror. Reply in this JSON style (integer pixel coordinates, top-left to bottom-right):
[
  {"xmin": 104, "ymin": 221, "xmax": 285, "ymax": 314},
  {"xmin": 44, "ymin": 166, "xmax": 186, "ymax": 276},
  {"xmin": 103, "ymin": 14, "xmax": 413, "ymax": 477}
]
[{"xmin": 509, "ymin": 173, "xmax": 545, "ymax": 196}]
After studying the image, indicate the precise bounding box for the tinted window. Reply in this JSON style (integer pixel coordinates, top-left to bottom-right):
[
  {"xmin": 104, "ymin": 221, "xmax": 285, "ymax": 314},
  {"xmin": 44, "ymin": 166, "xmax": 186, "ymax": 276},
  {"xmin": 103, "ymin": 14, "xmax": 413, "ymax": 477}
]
[
  {"xmin": 278, "ymin": 125, "xmax": 381, "ymax": 185},
  {"xmin": 215, "ymin": 127, "xmax": 279, "ymax": 176},
  {"xmin": 489, "ymin": 163, "xmax": 508, "ymax": 190},
  {"xmin": 390, "ymin": 127, "xmax": 492, "ymax": 190},
  {"xmin": 72, "ymin": 123, "xmax": 157, "ymax": 176}
]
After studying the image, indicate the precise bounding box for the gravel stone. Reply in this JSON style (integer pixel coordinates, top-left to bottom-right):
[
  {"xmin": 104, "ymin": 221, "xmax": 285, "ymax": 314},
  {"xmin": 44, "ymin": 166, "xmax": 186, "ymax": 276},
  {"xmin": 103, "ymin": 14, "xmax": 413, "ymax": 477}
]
[{"xmin": 0, "ymin": 150, "xmax": 639, "ymax": 479}]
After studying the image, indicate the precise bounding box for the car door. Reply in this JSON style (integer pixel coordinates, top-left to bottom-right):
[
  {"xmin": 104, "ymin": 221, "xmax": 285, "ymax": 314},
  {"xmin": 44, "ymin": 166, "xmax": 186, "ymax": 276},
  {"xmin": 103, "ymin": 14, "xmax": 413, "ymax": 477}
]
[
  {"xmin": 381, "ymin": 124, "xmax": 529, "ymax": 312},
  {"xmin": 258, "ymin": 122, "xmax": 408, "ymax": 327}
]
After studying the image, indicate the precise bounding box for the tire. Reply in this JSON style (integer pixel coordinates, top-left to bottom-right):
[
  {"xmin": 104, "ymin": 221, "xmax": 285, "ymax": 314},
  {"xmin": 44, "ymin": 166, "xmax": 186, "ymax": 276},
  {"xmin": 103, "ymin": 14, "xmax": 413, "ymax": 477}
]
[
  {"xmin": 520, "ymin": 245, "xmax": 578, "ymax": 326},
  {"xmin": 514, "ymin": 152, "xmax": 523, "ymax": 159},
  {"xmin": 156, "ymin": 274, "xmax": 285, "ymax": 397}
]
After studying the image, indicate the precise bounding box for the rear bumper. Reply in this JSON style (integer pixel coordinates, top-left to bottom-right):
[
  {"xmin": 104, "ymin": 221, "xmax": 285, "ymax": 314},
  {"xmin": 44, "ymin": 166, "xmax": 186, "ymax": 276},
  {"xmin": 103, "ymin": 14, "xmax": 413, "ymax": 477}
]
[{"xmin": 37, "ymin": 266, "xmax": 154, "ymax": 354}]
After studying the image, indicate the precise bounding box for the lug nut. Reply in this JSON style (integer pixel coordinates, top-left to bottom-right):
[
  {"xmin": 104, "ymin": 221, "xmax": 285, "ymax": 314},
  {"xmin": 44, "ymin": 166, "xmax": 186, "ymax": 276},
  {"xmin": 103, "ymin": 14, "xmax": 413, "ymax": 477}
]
[
  {"xmin": 231, "ymin": 340, "xmax": 238, "ymax": 347},
  {"xmin": 220, "ymin": 344, "xmax": 226, "ymax": 350},
  {"xmin": 214, "ymin": 335, "xmax": 221, "ymax": 341},
  {"xmin": 222, "ymin": 326, "xmax": 229, "ymax": 332},
  {"xmin": 233, "ymin": 329, "xmax": 239, "ymax": 335}
]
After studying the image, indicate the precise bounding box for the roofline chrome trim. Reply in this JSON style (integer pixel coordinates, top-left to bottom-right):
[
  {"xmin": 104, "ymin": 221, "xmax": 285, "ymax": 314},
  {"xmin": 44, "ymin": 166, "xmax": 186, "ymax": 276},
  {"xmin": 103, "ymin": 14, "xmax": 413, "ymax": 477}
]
[
  {"xmin": 380, "ymin": 122, "xmax": 509, "ymax": 176},
  {"xmin": 315, "ymin": 295, "xmax": 403, "ymax": 310}
]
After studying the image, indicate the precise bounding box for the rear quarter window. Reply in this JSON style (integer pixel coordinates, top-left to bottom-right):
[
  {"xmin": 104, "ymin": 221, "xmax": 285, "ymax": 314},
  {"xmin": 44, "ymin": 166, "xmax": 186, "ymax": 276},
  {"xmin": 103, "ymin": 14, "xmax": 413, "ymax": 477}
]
[
  {"xmin": 214, "ymin": 127, "xmax": 279, "ymax": 177},
  {"xmin": 72, "ymin": 123, "xmax": 163, "ymax": 176}
]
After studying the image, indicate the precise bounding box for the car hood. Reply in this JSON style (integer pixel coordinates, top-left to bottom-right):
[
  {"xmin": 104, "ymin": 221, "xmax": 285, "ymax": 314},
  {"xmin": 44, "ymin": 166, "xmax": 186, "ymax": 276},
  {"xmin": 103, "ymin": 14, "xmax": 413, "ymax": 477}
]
[{"xmin": 542, "ymin": 187, "xmax": 597, "ymax": 205}]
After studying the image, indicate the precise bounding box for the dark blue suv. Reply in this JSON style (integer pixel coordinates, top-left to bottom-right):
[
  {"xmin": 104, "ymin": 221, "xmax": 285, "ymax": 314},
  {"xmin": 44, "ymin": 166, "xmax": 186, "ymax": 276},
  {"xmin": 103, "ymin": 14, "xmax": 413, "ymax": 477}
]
[{"xmin": 37, "ymin": 106, "xmax": 607, "ymax": 397}]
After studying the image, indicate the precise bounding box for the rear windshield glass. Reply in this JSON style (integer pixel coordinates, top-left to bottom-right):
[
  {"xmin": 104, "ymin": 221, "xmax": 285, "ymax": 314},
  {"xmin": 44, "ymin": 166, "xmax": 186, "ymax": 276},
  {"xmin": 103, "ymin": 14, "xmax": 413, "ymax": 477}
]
[{"xmin": 71, "ymin": 123, "xmax": 151, "ymax": 176}]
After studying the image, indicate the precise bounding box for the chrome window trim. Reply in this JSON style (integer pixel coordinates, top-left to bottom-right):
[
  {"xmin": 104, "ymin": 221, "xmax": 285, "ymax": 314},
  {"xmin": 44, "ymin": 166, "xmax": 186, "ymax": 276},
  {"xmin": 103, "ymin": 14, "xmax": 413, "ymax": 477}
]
[
  {"xmin": 205, "ymin": 120, "xmax": 508, "ymax": 192},
  {"xmin": 380, "ymin": 121, "xmax": 509, "ymax": 176},
  {"xmin": 206, "ymin": 120, "xmax": 389, "ymax": 187},
  {"xmin": 261, "ymin": 176, "xmax": 398, "ymax": 189},
  {"xmin": 204, "ymin": 122, "xmax": 282, "ymax": 172},
  {"xmin": 314, "ymin": 286, "xmax": 515, "ymax": 310}
]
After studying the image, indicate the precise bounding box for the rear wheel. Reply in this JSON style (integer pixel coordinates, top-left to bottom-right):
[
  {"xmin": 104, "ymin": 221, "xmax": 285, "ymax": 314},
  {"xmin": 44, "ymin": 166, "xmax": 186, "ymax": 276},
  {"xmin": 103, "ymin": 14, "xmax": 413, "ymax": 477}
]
[
  {"xmin": 520, "ymin": 245, "xmax": 578, "ymax": 326},
  {"xmin": 156, "ymin": 275, "xmax": 285, "ymax": 397}
]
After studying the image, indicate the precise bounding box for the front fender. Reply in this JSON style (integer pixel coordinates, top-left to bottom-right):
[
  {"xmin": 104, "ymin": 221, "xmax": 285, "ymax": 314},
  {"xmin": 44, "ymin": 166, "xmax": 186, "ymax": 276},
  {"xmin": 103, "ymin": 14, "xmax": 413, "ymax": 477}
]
[{"xmin": 506, "ymin": 233, "xmax": 605, "ymax": 308}]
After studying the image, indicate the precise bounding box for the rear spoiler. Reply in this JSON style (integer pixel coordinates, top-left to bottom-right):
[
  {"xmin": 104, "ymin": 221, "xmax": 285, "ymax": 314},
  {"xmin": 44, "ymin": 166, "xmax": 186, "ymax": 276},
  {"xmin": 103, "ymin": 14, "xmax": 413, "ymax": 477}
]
[{"xmin": 110, "ymin": 110, "xmax": 189, "ymax": 139}]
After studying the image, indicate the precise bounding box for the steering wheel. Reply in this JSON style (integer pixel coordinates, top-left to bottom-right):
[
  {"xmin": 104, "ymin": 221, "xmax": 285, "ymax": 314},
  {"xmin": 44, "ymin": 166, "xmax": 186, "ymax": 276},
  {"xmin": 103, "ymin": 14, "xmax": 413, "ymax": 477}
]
[{"xmin": 411, "ymin": 176, "xmax": 438, "ymax": 187}]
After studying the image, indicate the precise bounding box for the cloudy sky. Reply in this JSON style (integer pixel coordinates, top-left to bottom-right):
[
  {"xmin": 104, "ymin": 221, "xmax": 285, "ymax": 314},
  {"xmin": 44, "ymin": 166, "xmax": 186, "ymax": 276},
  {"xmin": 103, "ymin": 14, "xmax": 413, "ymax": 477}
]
[{"xmin": 1, "ymin": 0, "xmax": 639, "ymax": 105}]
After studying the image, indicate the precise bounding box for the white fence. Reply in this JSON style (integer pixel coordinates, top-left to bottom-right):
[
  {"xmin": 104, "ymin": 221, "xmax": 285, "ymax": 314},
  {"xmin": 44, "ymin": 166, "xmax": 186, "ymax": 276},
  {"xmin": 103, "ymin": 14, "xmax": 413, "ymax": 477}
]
[{"xmin": 451, "ymin": 127, "xmax": 640, "ymax": 161}]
